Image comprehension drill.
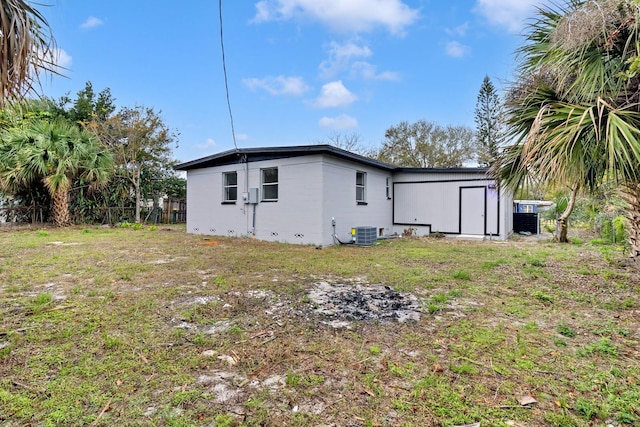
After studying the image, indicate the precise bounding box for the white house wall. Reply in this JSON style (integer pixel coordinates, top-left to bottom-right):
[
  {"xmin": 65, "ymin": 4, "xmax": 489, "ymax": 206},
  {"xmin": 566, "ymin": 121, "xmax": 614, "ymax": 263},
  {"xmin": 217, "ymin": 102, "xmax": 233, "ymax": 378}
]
[
  {"xmin": 186, "ymin": 156, "xmax": 326, "ymax": 245},
  {"xmin": 250, "ymin": 156, "xmax": 324, "ymax": 245},
  {"xmin": 185, "ymin": 165, "xmax": 248, "ymax": 236},
  {"xmin": 320, "ymin": 157, "xmax": 393, "ymax": 246},
  {"xmin": 392, "ymin": 171, "xmax": 509, "ymax": 240}
]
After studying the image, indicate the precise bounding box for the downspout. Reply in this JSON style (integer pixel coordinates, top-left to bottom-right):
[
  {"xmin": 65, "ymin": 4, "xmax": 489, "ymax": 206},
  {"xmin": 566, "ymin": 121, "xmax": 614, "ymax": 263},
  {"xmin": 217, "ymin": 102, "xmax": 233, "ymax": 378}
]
[{"xmin": 241, "ymin": 154, "xmax": 250, "ymax": 236}]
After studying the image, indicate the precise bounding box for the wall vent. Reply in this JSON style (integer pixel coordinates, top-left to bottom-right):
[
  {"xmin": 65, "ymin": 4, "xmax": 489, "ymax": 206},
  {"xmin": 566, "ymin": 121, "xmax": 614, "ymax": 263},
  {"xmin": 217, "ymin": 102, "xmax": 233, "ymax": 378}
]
[{"xmin": 352, "ymin": 226, "xmax": 377, "ymax": 246}]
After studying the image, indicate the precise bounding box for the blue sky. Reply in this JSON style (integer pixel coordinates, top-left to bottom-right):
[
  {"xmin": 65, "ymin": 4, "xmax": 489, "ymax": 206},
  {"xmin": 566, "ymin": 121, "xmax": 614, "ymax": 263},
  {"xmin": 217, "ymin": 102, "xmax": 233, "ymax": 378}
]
[{"xmin": 39, "ymin": 0, "xmax": 546, "ymax": 163}]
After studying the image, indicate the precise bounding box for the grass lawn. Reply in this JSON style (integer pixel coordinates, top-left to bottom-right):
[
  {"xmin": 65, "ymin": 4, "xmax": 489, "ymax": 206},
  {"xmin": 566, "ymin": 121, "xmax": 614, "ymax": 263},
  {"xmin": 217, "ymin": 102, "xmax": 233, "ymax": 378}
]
[{"xmin": 0, "ymin": 225, "xmax": 639, "ymax": 426}]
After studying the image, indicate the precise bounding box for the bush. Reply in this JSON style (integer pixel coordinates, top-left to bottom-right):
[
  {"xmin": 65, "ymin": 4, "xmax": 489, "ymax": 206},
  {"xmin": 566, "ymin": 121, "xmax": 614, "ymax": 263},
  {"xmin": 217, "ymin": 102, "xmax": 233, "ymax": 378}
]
[
  {"xmin": 613, "ymin": 216, "xmax": 626, "ymax": 244},
  {"xmin": 602, "ymin": 219, "xmax": 613, "ymax": 242}
]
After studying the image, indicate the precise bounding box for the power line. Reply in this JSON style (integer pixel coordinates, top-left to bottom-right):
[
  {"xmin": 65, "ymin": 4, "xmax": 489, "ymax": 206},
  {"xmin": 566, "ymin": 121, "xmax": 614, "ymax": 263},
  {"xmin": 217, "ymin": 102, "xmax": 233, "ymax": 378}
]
[{"xmin": 219, "ymin": 0, "xmax": 238, "ymax": 150}]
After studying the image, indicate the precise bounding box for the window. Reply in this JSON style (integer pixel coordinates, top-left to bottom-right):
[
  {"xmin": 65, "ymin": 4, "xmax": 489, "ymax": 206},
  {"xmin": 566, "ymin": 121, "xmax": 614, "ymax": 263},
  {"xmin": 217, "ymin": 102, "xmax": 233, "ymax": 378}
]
[
  {"xmin": 261, "ymin": 167, "xmax": 278, "ymax": 201},
  {"xmin": 223, "ymin": 172, "xmax": 237, "ymax": 202},
  {"xmin": 356, "ymin": 171, "xmax": 366, "ymax": 204},
  {"xmin": 521, "ymin": 204, "xmax": 534, "ymax": 213},
  {"xmin": 386, "ymin": 177, "xmax": 391, "ymax": 199}
]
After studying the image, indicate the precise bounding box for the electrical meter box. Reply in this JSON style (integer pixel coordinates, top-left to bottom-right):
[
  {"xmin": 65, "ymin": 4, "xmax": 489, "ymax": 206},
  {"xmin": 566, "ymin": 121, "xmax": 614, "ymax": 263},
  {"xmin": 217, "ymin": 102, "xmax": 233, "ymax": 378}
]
[{"xmin": 248, "ymin": 188, "xmax": 259, "ymax": 204}]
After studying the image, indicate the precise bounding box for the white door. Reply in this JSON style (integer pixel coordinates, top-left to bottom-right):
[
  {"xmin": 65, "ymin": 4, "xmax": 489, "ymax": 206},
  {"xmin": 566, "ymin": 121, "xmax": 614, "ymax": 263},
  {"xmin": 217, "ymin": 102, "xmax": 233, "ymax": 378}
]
[{"xmin": 460, "ymin": 187, "xmax": 485, "ymax": 235}]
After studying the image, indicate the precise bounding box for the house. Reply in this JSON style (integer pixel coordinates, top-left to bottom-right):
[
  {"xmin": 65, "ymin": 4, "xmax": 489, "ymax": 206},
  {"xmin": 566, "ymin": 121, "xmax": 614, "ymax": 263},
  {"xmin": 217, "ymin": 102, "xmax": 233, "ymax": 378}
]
[{"xmin": 174, "ymin": 145, "xmax": 513, "ymax": 246}]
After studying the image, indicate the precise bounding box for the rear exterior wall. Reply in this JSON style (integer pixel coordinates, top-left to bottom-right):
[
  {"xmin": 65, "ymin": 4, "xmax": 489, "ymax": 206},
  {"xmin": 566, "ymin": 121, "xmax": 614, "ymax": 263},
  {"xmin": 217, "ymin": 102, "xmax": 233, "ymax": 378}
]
[
  {"xmin": 391, "ymin": 171, "xmax": 511, "ymax": 240},
  {"xmin": 185, "ymin": 155, "xmax": 324, "ymax": 245},
  {"xmin": 320, "ymin": 157, "xmax": 393, "ymax": 246}
]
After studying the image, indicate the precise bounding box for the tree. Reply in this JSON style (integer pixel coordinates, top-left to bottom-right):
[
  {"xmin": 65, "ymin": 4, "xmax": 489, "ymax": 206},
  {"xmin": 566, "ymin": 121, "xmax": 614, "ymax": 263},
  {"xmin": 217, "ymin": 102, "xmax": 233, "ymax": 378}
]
[
  {"xmin": 378, "ymin": 120, "xmax": 476, "ymax": 167},
  {"xmin": 474, "ymin": 75, "xmax": 504, "ymax": 167},
  {"xmin": 318, "ymin": 132, "xmax": 378, "ymax": 158},
  {"xmin": 497, "ymin": 0, "xmax": 640, "ymax": 256},
  {"xmin": 86, "ymin": 106, "xmax": 177, "ymax": 223},
  {"xmin": 0, "ymin": 0, "xmax": 57, "ymax": 105},
  {"xmin": 65, "ymin": 81, "xmax": 116, "ymax": 124},
  {"xmin": 0, "ymin": 119, "xmax": 113, "ymax": 225}
]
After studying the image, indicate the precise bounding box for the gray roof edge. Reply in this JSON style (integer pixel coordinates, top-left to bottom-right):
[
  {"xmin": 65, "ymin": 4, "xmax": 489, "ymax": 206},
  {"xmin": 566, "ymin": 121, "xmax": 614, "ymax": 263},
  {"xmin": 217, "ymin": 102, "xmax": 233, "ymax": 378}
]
[
  {"xmin": 395, "ymin": 167, "xmax": 490, "ymax": 174},
  {"xmin": 174, "ymin": 144, "xmax": 490, "ymax": 175},
  {"xmin": 174, "ymin": 144, "xmax": 396, "ymax": 171}
]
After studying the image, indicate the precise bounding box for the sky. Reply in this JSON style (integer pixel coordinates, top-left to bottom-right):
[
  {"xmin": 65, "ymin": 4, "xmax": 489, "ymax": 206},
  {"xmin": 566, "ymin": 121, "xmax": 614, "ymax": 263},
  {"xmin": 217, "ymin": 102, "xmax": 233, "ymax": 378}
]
[{"xmin": 38, "ymin": 0, "xmax": 548, "ymax": 164}]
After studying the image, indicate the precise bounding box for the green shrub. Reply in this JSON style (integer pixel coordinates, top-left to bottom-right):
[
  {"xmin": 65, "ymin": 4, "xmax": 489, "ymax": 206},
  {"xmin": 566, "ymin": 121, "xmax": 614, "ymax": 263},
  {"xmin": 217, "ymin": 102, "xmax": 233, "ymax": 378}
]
[
  {"xmin": 613, "ymin": 216, "xmax": 626, "ymax": 244},
  {"xmin": 602, "ymin": 219, "xmax": 613, "ymax": 242}
]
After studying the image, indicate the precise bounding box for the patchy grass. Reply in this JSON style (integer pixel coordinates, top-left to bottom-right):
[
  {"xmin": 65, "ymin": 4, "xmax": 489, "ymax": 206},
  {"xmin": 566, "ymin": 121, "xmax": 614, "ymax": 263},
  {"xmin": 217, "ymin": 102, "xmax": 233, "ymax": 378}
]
[{"xmin": 0, "ymin": 226, "xmax": 639, "ymax": 426}]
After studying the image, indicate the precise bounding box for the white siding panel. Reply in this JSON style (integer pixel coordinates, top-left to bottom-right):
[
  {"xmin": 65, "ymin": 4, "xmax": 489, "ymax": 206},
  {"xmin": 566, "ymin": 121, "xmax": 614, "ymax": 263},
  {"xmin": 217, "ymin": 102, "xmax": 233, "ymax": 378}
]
[
  {"xmin": 485, "ymin": 187, "xmax": 500, "ymax": 236},
  {"xmin": 249, "ymin": 156, "xmax": 324, "ymax": 245},
  {"xmin": 391, "ymin": 170, "xmax": 510, "ymax": 239},
  {"xmin": 186, "ymin": 166, "xmax": 249, "ymax": 236},
  {"xmin": 394, "ymin": 181, "xmax": 462, "ymax": 233},
  {"xmin": 321, "ymin": 157, "xmax": 393, "ymax": 246}
]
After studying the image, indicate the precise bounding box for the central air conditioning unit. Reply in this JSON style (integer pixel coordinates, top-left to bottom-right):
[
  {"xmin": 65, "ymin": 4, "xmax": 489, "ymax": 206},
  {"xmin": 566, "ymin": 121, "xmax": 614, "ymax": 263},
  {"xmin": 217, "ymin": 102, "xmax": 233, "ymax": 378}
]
[{"xmin": 351, "ymin": 226, "xmax": 377, "ymax": 246}]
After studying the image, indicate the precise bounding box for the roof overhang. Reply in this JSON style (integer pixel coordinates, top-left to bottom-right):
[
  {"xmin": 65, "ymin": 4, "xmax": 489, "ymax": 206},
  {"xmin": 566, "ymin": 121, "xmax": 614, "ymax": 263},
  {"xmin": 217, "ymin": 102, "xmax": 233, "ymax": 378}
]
[
  {"xmin": 174, "ymin": 144, "xmax": 492, "ymax": 177},
  {"xmin": 174, "ymin": 144, "xmax": 396, "ymax": 171}
]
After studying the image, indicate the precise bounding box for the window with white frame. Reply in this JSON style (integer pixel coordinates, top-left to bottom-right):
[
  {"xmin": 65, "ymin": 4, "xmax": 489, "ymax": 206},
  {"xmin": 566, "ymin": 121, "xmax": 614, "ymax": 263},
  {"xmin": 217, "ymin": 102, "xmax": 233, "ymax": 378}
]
[
  {"xmin": 356, "ymin": 171, "xmax": 366, "ymax": 203},
  {"xmin": 223, "ymin": 171, "xmax": 237, "ymax": 202},
  {"xmin": 261, "ymin": 167, "xmax": 278, "ymax": 201}
]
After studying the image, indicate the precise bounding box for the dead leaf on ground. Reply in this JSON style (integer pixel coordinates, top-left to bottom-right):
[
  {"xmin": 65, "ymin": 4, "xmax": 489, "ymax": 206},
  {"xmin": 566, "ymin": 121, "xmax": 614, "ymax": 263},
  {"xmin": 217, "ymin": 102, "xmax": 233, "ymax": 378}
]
[{"xmin": 517, "ymin": 395, "xmax": 538, "ymax": 406}]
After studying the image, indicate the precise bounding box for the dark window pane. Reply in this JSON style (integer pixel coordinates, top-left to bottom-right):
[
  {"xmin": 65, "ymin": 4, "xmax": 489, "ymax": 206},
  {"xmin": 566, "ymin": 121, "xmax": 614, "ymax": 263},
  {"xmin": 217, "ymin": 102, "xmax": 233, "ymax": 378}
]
[
  {"xmin": 263, "ymin": 184, "xmax": 278, "ymax": 200},
  {"xmin": 225, "ymin": 187, "xmax": 237, "ymax": 201},
  {"xmin": 225, "ymin": 172, "xmax": 237, "ymax": 186},
  {"xmin": 263, "ymin": 168, "xmax": 278, "ymax": 183}
]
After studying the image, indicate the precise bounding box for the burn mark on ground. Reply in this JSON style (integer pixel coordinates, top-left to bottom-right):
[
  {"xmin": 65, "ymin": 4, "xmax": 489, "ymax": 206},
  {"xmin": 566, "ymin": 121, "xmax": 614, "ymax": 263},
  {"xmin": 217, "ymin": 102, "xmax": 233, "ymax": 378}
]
[{"xmin": 307, "ymin": 281, "xmax": 421, "ymax": 327}]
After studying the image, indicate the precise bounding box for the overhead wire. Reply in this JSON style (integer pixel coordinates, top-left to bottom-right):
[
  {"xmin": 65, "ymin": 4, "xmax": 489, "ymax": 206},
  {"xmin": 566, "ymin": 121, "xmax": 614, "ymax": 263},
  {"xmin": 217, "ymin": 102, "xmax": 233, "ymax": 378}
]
[{"xmin": 218, "ymin": 0, "xmax": 238, "ymax": 150}]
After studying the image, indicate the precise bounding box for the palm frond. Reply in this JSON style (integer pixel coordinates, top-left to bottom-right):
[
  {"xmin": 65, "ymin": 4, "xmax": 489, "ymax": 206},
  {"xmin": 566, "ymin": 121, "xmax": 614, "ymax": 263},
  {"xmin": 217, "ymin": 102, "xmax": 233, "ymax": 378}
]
[{"xmin": 0, "ymin": 0, "xmax": 57, "ymax": 105}]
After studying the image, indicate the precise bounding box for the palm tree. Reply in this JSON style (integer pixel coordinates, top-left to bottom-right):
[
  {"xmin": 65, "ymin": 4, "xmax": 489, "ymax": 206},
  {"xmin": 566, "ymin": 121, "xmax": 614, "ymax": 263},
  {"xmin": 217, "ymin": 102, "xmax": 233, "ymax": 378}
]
[
  {"xmin": 0, "ymin": 120, "xmax": 113, "ymax": 225},
  {"xmin": 0, "ymin": 0, "xmax": 56, "ymax": 105},
  {"xmin": 498, "ymin": 0, "xmax": 640, "ymax": 261}
]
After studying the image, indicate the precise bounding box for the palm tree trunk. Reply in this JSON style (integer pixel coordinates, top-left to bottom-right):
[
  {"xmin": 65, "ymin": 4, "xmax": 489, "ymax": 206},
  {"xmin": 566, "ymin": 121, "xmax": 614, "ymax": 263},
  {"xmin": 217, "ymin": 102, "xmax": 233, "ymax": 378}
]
[
  {"xmin": 621, "ymin": 182, "xmax": 640, "ymax": 265},
  {"xmin": 557, "ymin": 186, "xmax": 579, "ymax": 243},
  {"xmin": 52, "ymin": 188, "xmax": 71, "ymax": 226}
]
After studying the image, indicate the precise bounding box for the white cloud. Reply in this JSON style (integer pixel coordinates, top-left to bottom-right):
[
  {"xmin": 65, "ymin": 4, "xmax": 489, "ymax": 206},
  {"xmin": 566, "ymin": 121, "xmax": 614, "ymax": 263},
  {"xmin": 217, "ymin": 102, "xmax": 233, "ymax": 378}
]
[
  {"xmin": 319, "ymin": 114, "xmax": 358, "ymax": 130},
  {"xmin": 320, "ymin": 40, "xmax": 372, "ymax": 79},
  {"xmin": 197, "ymin": 138, "xmax": 217, "ymax": 149},
  {"xmin": 319, "ymin": 41, "xmax": 398, "ymax": 81},
  {"xmin": 53, "ymin": 48, "xmax": 72, "ymax": 70},
  {"xmin": 38, "ymin": 47, "xmax": 72, "ymax": 74},
  {"xmin": 252, "ymin": 0, "xmax": 420, "ymax": 35},
  {"xmin": 445, "ymin": 41, "xmax": 470, "ymax": 58},
  {"xmin": 446, "ymin": 22, "xmax": 469, "ymax": 37},
  {"xmin": 236, "ymin": 133, "xmax": 249, "ymax": 141},
  {"xmin": 313, "ymin": 81, "xmax": 358, "ymax": 108},
  {"xmin": 243, "ymin": 75, "xmax": 310, "ymax": 96},
  {"xmin": 474, "ymin": 0, "xmax": 543, "ymax": 33},
  {"xmin": 351, "ymin": 62, "xmax": 399, "ymax": 81},
  {"xmin": 80, "ymin": 16, "xmax": 104, "ymax": 29}
]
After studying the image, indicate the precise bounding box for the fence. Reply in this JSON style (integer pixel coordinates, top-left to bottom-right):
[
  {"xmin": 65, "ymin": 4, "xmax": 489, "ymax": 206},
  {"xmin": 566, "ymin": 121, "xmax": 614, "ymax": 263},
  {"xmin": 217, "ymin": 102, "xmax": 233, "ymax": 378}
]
[
  {"xmin": 0, "ymin": 205, "xmax": 46, "ymax": 224},
  {"xmin": 513, "ymin": 212, "xmax": 539, "ymax": 234},
  {"xmin": 0, "ymin": 200, "xmax": 187, "ymax": 225}
]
